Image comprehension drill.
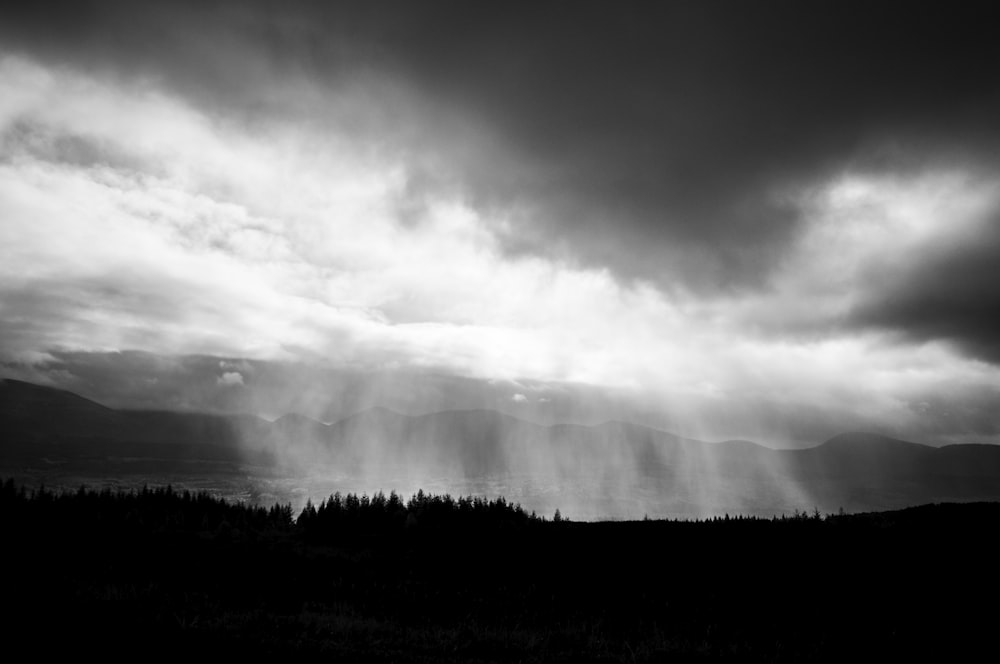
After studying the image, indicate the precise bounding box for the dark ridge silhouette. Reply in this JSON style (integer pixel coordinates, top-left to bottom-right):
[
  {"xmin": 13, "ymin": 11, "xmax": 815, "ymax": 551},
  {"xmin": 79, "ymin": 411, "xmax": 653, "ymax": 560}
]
[
  {"xmin": 0, "ymin": 378, "xmax": 266, "ymax": 465},
  {"xmin": 0, "ymin": 377, "xmax": 117, "ymax": 435}
]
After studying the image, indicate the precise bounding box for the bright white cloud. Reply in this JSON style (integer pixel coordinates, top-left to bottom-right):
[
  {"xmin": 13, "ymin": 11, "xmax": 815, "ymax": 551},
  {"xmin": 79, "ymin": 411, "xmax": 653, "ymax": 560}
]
[
  {"xmin": 0, "ymin": 54, "xmax": 687, "ymax": 386},
  {"xmin": 2, "ymin": 54, "xmax": 999, "ymax": 444},
  {"xmin": 217, "ymin": 371, "xmax": 244, "ymax": 387}
]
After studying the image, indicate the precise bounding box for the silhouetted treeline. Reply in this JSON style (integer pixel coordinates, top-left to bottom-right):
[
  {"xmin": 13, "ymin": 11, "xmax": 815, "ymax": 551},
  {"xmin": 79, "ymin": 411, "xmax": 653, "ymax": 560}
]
[
  {"xmin": 0, "ymin": 478, "xmax": 293, "ymax": 539},
  {"xmin": 5, "ymin": 477, "xmax": 999, "ymax": 540},
  {"xmin": 0, "ymin": 479, "xmax": 543, "ymax": 542},
  {"xmin": 298, "ymin": 489, "xmax": 541, "ymax": 540}
]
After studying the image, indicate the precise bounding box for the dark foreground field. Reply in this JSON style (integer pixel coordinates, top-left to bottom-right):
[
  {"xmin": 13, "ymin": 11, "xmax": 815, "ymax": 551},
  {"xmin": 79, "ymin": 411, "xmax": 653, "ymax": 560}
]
[{"xmin": 3, "ymin": 481, "xmax": 996, "ymax": 662}]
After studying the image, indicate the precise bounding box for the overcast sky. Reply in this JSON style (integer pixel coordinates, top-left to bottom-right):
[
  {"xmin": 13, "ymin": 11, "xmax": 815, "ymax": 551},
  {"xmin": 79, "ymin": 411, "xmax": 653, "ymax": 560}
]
[{"xmin": 2, "ymin": 1, "xmax": 999, "ymax": 446}]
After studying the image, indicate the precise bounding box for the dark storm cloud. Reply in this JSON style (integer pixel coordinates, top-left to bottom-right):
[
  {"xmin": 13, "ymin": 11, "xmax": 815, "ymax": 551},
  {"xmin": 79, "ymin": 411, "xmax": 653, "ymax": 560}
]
[
  {"xmin": 5, "ymin": 1, "xmax": 1000, "ymax": 292},
  {"xmin": 849, "ymin": 209, "xmax": 1000, "ymax": 364}
]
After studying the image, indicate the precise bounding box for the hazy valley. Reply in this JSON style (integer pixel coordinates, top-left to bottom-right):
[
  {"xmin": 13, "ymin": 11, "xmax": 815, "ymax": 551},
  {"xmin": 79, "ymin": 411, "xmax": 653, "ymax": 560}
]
[{"xmin": 4, "ymin": 378, "xmax": 999, "ymax": 520}]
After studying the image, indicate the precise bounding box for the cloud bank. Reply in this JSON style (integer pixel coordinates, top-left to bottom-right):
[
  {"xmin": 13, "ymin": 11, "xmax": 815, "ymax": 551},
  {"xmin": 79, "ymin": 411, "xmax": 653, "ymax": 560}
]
[{"xmin": 2, "ymin": 2, "xmax": 1000, "ymax": 446}]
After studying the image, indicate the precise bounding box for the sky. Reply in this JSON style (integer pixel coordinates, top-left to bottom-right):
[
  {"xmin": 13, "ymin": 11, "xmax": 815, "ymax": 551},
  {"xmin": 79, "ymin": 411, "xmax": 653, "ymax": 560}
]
[{"xmin": 2, "ymin": 1, "xmax": 1000, "ymax": 446}]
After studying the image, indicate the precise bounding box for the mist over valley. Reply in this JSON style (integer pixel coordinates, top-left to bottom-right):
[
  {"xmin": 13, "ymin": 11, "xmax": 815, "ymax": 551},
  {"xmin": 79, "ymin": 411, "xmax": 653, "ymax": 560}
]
[{"xmin": 5, "ymin": 378, "xmax": 998, "ymax": 520}]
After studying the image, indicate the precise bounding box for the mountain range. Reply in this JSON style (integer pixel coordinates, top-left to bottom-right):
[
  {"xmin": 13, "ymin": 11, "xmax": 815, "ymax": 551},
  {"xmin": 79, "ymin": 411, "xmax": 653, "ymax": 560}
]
[{"xmin": 2, "ymin": 377, "xmax": 999, "ymax": 517}]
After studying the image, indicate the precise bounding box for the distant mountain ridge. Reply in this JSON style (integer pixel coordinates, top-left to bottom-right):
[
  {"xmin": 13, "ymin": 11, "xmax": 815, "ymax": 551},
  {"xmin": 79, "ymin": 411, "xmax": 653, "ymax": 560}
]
[{"xmin": 2, "ymin": 378, "xmax": 999, "ymax": 516}]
